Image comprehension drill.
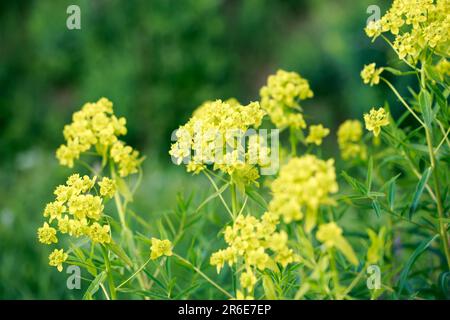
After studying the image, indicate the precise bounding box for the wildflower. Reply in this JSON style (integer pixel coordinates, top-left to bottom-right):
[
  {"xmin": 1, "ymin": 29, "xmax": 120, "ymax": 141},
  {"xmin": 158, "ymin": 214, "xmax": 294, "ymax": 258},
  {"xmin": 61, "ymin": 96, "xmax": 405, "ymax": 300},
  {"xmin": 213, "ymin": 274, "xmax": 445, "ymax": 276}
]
[
  {"xmin": 57, "ymin": 215, "xmax": 70, "ymax": 234},
  {"xmin": 268, "ymin": 155, "xmax": 338, "ymax": 231},
  {"xmin": 43, "ymin": 201, "xmax": 66, "ymax": 222},
  {"xmin": 316, "ymin": 222, "xmax": 358, "ymax": 266},
  {"xmin": 337, "ymin": 120, "xmax": 367, "ymax": 160},
  {"xmin": 260, "ymin": 69, "xmax": 313, "ymax": 129},
  {"xmin": 110, "ymin": 141, "xmax": 142, "ymax": 177},
  {"xmin": 435, "ymin": 59, "xmax": 450, "ymax": 79},
  {"xmin": 39, "ymin": 172, "xmax": 114, "ymax": 264},
  {"xmin": 67, "ymin": 194, "xmax": 103, "ymax": 221},
  {"xmin": 98, "ymin": 177, "xmax": 116, "ymax": 198},
  {"xmin": 49, "ymin": 249, "xmax": 68, "ymax": 272},
  {"xmin": 210, "ymin": 213, "xmax": 296, "ymax": 274},
  {"xmin": 210, "ymin": 248, "xmax": 237, "ymax": 273},
  {"xmin": 55, "ymin": 97, "xmax": 142, "ymax": 177},
  {"xmin": 365, "ymin": 20, "xmax": 382, "ymax": 39},
  {"xmin": 305, "ymin": 124, "xmax": 330, "ymax": 145},
  {"xmin": 89, "ymin": 223, "xmax": 111, "ymax": 244},
  {"xmin": 169, "ymin": 99, "xmax": 266, "ymax": 185},
  {"xmin": 364, "ymin": 0, "xmax": 449, "ymax": 63},
  {"xmin": 360, "ymin": 63, "xmax": 384, "ymax": 86},
  {"xmin": 38, "ymin": 222, "xmax": 58, "ymax": 244},
  {"xmin": 240, "ymin": 269, "xmax": 257, "ymax": 292},
  {"xmin": 150, "ymin": 238, "xmax": 173, "ymax": 260},
  {"xmin": 364, "ymin": 107, "xmax": 390, "ymax": 137}
]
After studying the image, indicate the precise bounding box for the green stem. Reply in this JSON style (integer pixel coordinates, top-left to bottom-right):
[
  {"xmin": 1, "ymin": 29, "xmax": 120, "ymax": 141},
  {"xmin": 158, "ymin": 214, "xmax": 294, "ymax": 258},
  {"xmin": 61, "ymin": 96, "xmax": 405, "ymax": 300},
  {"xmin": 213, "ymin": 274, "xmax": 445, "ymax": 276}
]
[
  {"xmin": 117, "ymin": 257, "xmax": 152, "ymax": 289},
  {"xmin": 229, "ymin": 182, "xmax": 240, "ymax": 294},
  {"xmin": 110, "ymin": 162, "xmax": 149, "ymax": 291},
  {"xmin": 381, "ymin": 77, "xmax": 425, "ymax": 127},
  {"xmin": 173, "ymin": 253, "xmax": 233, "ymax": 299},
  {"xmin": 290, "ymin": 127, "xmax": 297, "ymax": 156},
  {"xmin": 230, "ymin": 182, "xmax": 238, "ymax": 219},
  {"xmin": 101, "ymin": 246, "xmax": 117, "ymax": 300},
  {"xmin": 328, "ymin": 248, "xmax": 341, "ymax": 299},
  {"xmin": 420, "ymin": 61, "xmax": 450, "ymax": 269},
  {"xmin": 203, "ymin": 171, "xmax": 233, "ymax": 218},
  {"xmin": 341, "ymin": 264, "xmax": 368, "ymax": 298}
]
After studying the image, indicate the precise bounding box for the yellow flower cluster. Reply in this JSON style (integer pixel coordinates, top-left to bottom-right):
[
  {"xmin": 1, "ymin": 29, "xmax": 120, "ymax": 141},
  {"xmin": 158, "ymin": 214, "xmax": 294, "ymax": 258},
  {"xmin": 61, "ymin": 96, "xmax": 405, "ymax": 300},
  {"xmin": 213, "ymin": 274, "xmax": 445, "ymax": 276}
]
[
  {"xmin": 316, "ymin": 222, "xmax": 358, "ymax": 265},
  {"xmin": 435, "ymin": 58, "xmax": 450, "ymax": 78},
  {"xmin": 365, "ymin": 0, "xmax": 450, "ymax": 62},
  {"xmin": 56, "ymin": 97, "xmax": 142, "ymax": 177},
  {"xmin": 268, "ymin": 155, "xmax": 338, "ymax": 231},
  {"xmin": 49, "ymin": 249, "xmax": 69, "ymax": 272},
  {"xmin": 150, "ymin": 238, "xmax": 173, "ymax": 260},
  {"xmin": 364, "ymin": 107, "xmax": 390, "ymax": 137},
  {"xmin": 98, "ymin": 177, "xmax": 116, "ymax": 198},
  {"xmin": 169, "ymin": 99, "xmax": 268, "ymax": 186},
  {"xmin": 305, "ymin": 124, "xmax": 330, "ymax": 146},
  {"xmin": 38, "ymin": 174, "xmax": 114, "ymax": 270},
  {"xmin": 337, "ymin": 120, "xmax": 367, "ymax": 160},
  {"xmin": 360, "ymin": 63, "xmax": 384, "ymax": 86},
  {"xmin": 260, "ymin": 69, "xmax": 313, "ymax": 129},
  {"xmin": 210, "ymin": 213, "xmax": 299, "ymax": 292}
]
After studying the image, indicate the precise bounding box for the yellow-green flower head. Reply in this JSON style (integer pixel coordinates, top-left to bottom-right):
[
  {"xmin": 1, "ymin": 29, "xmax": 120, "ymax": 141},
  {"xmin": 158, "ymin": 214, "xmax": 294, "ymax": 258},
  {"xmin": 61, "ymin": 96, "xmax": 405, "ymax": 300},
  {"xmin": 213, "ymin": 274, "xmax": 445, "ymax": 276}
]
[
  {"xmin": 360, "ymin": 63, "xmax": 384, "ymax": 86},
  {"xmin": 316, "ymin": 222, "xmax": 358, "ymax": 266},
  {"xmin": 169, "ymin": 99, "xmax": 266, "ymax": 186},
  {"xmin": 232, "ymin": 290, "xmax": 254, "ymax": 300},
  {"xmin": 240, "ymin": 269, "xmax": 257, "ymax": 292},
  {"xmin": 435, "ymin": 58, "xmax": 450, "ymax": 79},
  {"xmin": 38, "ymin": 173, "xmax": 115, "ymax": 264},
  {"xmin": 337, "ymin": 120, "xmax": 367, "ymax": 160},
  {"xmin": 150, "ymin": 238, "xmax": 173, "ymax": 260},
  {"xmin": 43, "ymin": 201, "xmax": 66, "ymax": 222},
  {"xmin": 364, "ymin": 0, "xmax": 450, "ymax": 63},
  {"xmin": 38, "ymin": 222, "xmax": 58, "ymax": 244},
  {"xmin": 68, "ymin": 194, "xmax": 104, "ymax": 221},
  {"xmin": 364, "ymin": 107, "xmax": 390, "ymax": 137},
  {"xmin": 98, "ymin": 177, "xmax": 116, "ymax": 198},
  {"xmin": 89, "ymin": 222, "xmax": 111, "ymax": 244},
  {"xmin": 268, "ymin": 155, "xmax": 338, "ymax": 231},
  {"xmin": 110, "ymin": 141, "xmax": 143, "ymax": 177},
  {"xmin": 210, "ymin": 213, "xmax": 298, "ymax": 274},
  {"xmin": 55, "ymin": 98, "xmax": 142, "ymax": 177},
  {"xmin": 305, "ymin": 124, "xmax": 330, "ymax": 145},
  {"xmin": 49, "ymin": 249, "xmax": 68, "ymax": 272},
  {"xmin": 260, "ymin": 69, "xmax": 313, "ymax": 129}
]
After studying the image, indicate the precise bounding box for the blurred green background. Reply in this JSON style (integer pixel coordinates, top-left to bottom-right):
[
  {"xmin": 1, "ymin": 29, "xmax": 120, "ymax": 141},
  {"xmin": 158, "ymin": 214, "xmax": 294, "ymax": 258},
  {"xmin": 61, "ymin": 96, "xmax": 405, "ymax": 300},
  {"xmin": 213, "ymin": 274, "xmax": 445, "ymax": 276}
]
[{"xmin": 0, "ymin": 0, "xmax": 394, "ymax": 299}]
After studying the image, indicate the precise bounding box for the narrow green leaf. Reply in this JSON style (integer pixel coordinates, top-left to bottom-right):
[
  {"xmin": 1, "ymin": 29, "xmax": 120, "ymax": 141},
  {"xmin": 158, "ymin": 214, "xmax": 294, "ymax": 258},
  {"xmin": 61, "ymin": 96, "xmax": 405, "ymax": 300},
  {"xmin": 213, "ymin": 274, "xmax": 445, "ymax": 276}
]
[
  {"xmin": 196, "ymin": 182, "xmax": 229, "ymax": 212},
  {"xmin": 83, "ymin": 271, "xmax": 107, "ymax": 300},
  {"xmin": 397, "ymin": 234, "xmax": 439, "ymax": 296},
  {"xmin": 409, "ymin": 167, "xmax": 432, "ymax": 219},
  {"xmin": 383, "ymin": 67, "xmax": 403, "ymax": 76},
  {"xmin": 341, "ymin": 171, "xmax": 367, "ymax": 195},
  {"xmin": 419, "ymin": 90, "xmax": 433, "ymax": 129},
  {"xmin": 424, "ymin": 64, "xmax": 443, "ymax": 84},
  {"xmin": 245, "ymin": 186, "xmax": 268, "ymax": 209},
  {"xmin": 366, "ymin": 156, "xmax": 373, "ymax": 193},
  {"xmin": 116, "ymin": 176, "xmax": 133, "ymax": 202},
  {"xmin": 388, "ymin": 179, "xmax": 396, "ymax": 211},
  {"xmin": 173, "ymin": 283, "xmax": 200, "ymax": 299},
  {"xmin": 438, "ymin": 272, "xmax": 450, "ymax": 299},
  {"xmin": 142, "ymin": 269, "xmax": 166, "ymax": 290},
  {"xmin": 262, "ymin": 275, "xmax": 277, "ymax": 300},
  {"xmin": 106, "ymin": 242, "xmax": 133, "ymax": 267},
  {"xmin": 372, "ymin": 200, "xmax": 381, "ymax": 218}
]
